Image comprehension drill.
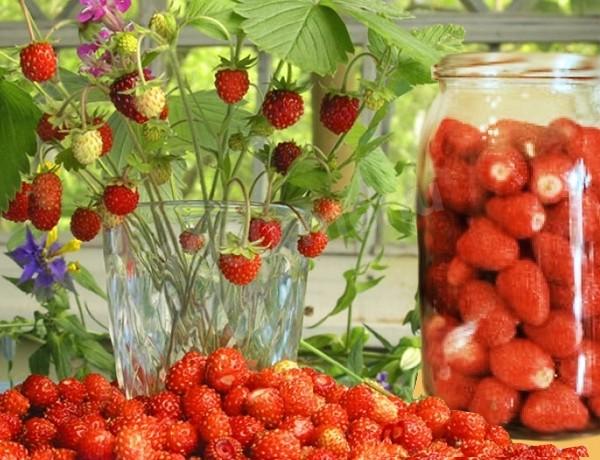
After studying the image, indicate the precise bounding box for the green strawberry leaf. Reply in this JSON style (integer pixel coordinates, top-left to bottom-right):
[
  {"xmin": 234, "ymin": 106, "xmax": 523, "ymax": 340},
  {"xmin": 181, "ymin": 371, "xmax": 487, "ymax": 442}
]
[
  {"xmin": 0, "ymin": 80, "xmax": 40, "ymax": 213},
  {"xmin": 187, "ymin": 0, "xmax": 243, "ymax": 40},
  {"xmin": 55, "ymin": 148, "xmax": 85, "ymax": 172},
  {"xmin": 358, "ymin": 148, "xmax": 397, "ymax": 195},
  {"xmin": 235, "ymin": 0, "xmax": 354, "ymax": 76}
]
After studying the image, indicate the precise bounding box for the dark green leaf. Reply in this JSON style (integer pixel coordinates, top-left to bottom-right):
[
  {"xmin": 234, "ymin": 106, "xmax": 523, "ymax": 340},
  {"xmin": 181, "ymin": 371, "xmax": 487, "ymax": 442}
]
[
  {"xmin": 0, "ymin": 80, "xmax": 40, "ymax": 212},
  {"xmin": 3, "ymin": 276, "xmax": 34, "ymax": 295},
  {"xmin": 286, "ymin": 160, "xmax": 330, "ymax": 193},
  {"xmin": 47, "ymin": 331, "xmax": 72, "ymax": 379},
  {"xmin": 29, "ymin": 345, "xmax": 51, "ymax": 375},
  {"xmin": 355, "ymin": 275, "xmax": 384, "ymax": 293},
  {"xmin": 347, "ymin": 328, "xmax": 367, "ymax": 374},
  {"xmin": 303, "ymin": 333, "xmax": 342, "ymax": 350},
  {"xmin": 387, "ymin": 207, "xmax": 414, "ymax": 239},
  {"xmin": 403, "ymin": 308, "xmax": 421, "ymax": 334},
  {"xmin": 107, "ymin": 112, "xmax": 140, "ymax": 170},
  {"xmin": 355, "ymin": 132, "xmax": 393, "ymax": 161},
  {"xmin": 412, "ymin": 24, "xmax": 465, "ymax": 54},
  {"xmin": 55, "ymin": 148, "xmax": 85, "ymax": 172},
  {"xmin": 72, "ymin": 265, "xmax": 107, "ymax": 300},
  {"xmin": 77, "ymin": 339, "xmax": 115, "ymax": 375},
  {"xmin": 236, "ymin": 0, "xmax": 354, "ymax": 75},
  {"xmin": 363, "ymin": 323, "xmax": 393, "ymax": 351},
  {"xmin": 327, "ymin": 202, "xmax": 369, "ymax": 240},
  {"xmin": 142, "ymin": 51, "xmax": 161, "ymax": 67},
  {"xmin": 53, "ymin": 313, "xmax": 88, "ymax": 339},
  {"xmin": 358, "ymin": 149, "xmax": 397, "ymax": 194}
]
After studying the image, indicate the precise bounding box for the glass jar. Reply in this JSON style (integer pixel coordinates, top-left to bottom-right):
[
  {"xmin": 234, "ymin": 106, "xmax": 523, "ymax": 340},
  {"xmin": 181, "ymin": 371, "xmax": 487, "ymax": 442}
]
[
  {"xmin": 103, "ymin": 201, "xmax": 308, "ymax": 397},
  {"xmin": 418, "ymin": 53, "xmax": 600, "ymax": 437}
]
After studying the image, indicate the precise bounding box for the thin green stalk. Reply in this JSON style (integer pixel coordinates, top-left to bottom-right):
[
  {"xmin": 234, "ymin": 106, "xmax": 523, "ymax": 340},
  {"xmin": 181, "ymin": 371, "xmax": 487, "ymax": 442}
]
[
  {"xmin": 18, "ymin": 0, "xmax": 36, "ymax": 41},
  {"xmin": 168, "ymin": 50, "xmax": 209, "ymax": 199},
  {"xmin": 345, "ymin": 197, "xmax": 381, "ymax": 350}
]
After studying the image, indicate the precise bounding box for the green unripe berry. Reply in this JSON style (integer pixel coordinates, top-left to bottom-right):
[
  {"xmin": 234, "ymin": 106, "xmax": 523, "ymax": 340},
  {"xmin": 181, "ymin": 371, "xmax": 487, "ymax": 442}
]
[
  {"xmin": 228, "ymin": 133, "xmax": 246, "ymax": 152},
  {"xmin": 114, "ymin": 32, "xmax": 138, "ymax": 56},
  {"xmin": 149, "ymin": 12, "xmax": 177, "ymax": 44},
  {"xmin": 149, "ymin": 160, "xmax": 172, "ymax": 185}
]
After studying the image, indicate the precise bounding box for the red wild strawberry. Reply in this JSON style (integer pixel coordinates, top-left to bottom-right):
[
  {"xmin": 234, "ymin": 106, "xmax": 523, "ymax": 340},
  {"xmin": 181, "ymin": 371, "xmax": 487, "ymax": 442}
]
[
  {"xmin": 2, "ymin": 182, "xmax": 31, "ymax": 222},
  {"xmin": 530, "ymin": 152, "xmax": 574, "ymax": 204},
  {"xmin": 489, "ymin": 119, "xmax": 555, "ymax": 156},
  {"xmin": 245, "ymin": 387, "xmax": 284, "ymax": 428},
  {"xmin": 44, "ymin": 400, "xmax": 78, "ymax": 427},
  {"xmin": 21, "ymin": 374, "xmax": 59, "ymax": 408},
  {"xmin": 313, "ymin": 198, "xmax": 342, "ymax": 224},
  {"xmin": 0, "ymin": 441, "xmax": 28, "ymax": 460},
  {"xmin": 110, "ymin": 70, "xmax": 156, "ymax": 124},
  {"xmin": 311, "ymin": 403, "xmax": 348, "ymax": 431},
  {"xmin": 93, "ymin": 118, "xmax": 113, "ymax": 156},
  {"xmin": 78, "ymin": 428, "xmax": 114, "ymax": 460},
  {"xmin": 0, "ymin": 412, "xmax": 22, "ymax": 440},
  {"xmin": 148, "ymin": 391, "xmax": 181, "ymax": 420},
  {"xmin": 496, "ymin": 259, "xmax": 550, "ymax": 326},
  {"xmin": 424, "ymin": 262, "xmax": 459, "ymax": 316},
  {"xmin": 20, "ymin": 42, "xmax": 56, "ymax": 82},
  {"xmin": 196, "ymin": 408, "xmax": 231, "ymax": 443},
  {"xmin": 468, "ymin": 377, "xmax": 521, "ymax": 426},
  {"xmin": 562, "ymin": 446, "xmax": 590, "ymax": 458},
  {"xmin": 313, "ymin": 426, "xmax": 349, "ymax": 458},
  {"xmin": 58, "ymin": 377, "xmax": 86, "ymax": 404},
  {"xmin": 218, "ymin": 253, "xmax": 262, "ymax": 285},
  {"xmin": 262, "ymin": 89, "xmax": 304, "ymax": 129},
  {"xmin": 215, "ymin": 69, "xmax": 249, "ymax": 104},
  {"xmin": 279, "ymin": 370, "xmax": 318, "ymax": 418},
  {"xmin": 428, "ymin": 367, "xmax": 478, "ymax": 411},
  {"xmin": 29, "ymin": 171, "xmax": 62, "ymax": 230},
  {"xmin": 567, "ymin": 125, "xmax": 600, "ymax": 195},
  {"xmin": 421, "ymin": 209, "xmax": 463, "ymax": 259},
  {"xmin": 70, "ymin": 207, "xmax": 102, "ymax": 241},
  {"xmin": 271, "ymin": 141, "xmax": 301, "ymax": 174},
  {"xmin": 524, "ymin": 310, "xmax": 582, "ymax": 358},
  {"xmin": 166, "ymin": 350, "xmax": 206, "ymax": 394},
  {"xmin": 446, "ymin": 410, "xmax": 487, "ymax": 441},
  {"xmin": 543, "ymin": 190, "xmax": 600, "ymax": 241},
  {"xmin": 83, "ymin": 373, "xmax": 112, "ymax": 403},
  {"xmin": 456, "ymin": 217, "xmax": 519, "ymax": 271},
  {"xmin": 297, "ymin": 231, "xmax": 328, "ymax": 258},
  {"xmin": 533, "ymin": 232, "xmax": 574, "ymax": 285},
  {"xmin": 103, "ymin": 184, "xmax": 139, "ymax": 216},
  {"xmin": 21, "ymin": 417, "xmax": 57, "ymax": 448},
  {"xmin": 0, "ymin": 389, "xmax": 30, "ymax": 417},
  {"xmin": 459, "ymin": 439, "xmax": 503, "ymax": 458},
  {"xmin": 475, "ymin": 147, "xmax": 529, "ymax": 195},
  {"xmin": 320, "ymin": 93, "xmax": 360, "ymax": 134},
  {"xmin": 428, "ymin": 118, "xmax": 484, "ymax": 165},
  {"xmin": 489, "ymin": 338, "xmax": 554, "ymax": 391},
  {"xmin": 204, "ymin": 436, "xmax": 243, "ymax": 460},
  {"xmin": 222, "ymin": 385, "xmax": 249, "ymax": 416},
  {"xmin": 486, "ymin": 424, "xmax": 510, "ymax": 446},
  {"xmin": 549, "ymin": 117, "xmax": 582, "ymax": 146},
  {"xmin": 205, "ymin": 347, "xmax": 249, "ymax": 393},
  {"xmin": 341, "ymin": 384, "xmax": 375, "ymax": 421},
  {"xmin": 249, "ymin": 218, "xmax": 282, "ymax": 250},
  {"xmin": 387, "ymin": 413, "xmax": 432, "ymax": 453},
  {"xmin": 57, "ymin": 414, "xmax": 102, "ymax": 450},
  {"xmin": 415, "ymin": 396, "xmax": 450, "ymax": 439},
  {"xmin": 114, "ymin": 425, "xmax": 155, "ymax": 459},
  {"xmin": 457, "ymin": 280, "xmax": 505, "ymax": 320},
  {"xmin": 178, "ymin": 230, "xmax": 204, "ymax": 254},
  {"xmin": 251, "ymin": 429, "xmax": 302, "ymax": 460},
  {"xmin": 37, "ymin": 113, "xmax": 67, "ymax": 142},
  {"xmin": 280, "ymin": 415, "xmax": 315, "ymax": 445},
  {"xmin": 432, "ymin": 157, "xmax": 487, "ymax": 214},
  {"xmin": 422, "ymin": 313, "xmax": 458, "ymax": 369},
  {"xmin": 559, "ymin": 339, "xmax": 600, "ymax": 396},
  {"xmin": 229, "ymin": 415, "xmax": 264, "ymax": 448},
  {"xmin": 165, "ymin": 420, "xmax": 198, "ymax": 456},
  {"xmin": 182, "ymin": 385, "xmax": 221, "ymax": 425},
  {"xmin": 485, "ymin": 192, "xmax": 546, "ymax": 239},
  {"xmin": 441, "ymin": 324, "xmax": 489, "ymax": 376},
  {"xmin": 346, "ymin": 417, "xmax": 382, "ymax": 448},
  {"xmin": 304, "ymin": 447, "xmax": 338, "ymax": 460},
  {"xmin": 520, "ymin": 381, "xmax": 589, "ymax": 433}
]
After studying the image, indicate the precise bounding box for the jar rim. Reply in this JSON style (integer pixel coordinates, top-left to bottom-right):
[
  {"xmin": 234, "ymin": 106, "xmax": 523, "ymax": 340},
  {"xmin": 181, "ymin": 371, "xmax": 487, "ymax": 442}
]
[{"xmin": 433, "ymin": 52, "xmax": 598, "ymax": 80}]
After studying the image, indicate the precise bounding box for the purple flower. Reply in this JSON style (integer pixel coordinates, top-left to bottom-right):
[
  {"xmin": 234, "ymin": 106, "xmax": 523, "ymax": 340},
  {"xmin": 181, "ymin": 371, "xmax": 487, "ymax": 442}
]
[
  {"xmin": 7, "ymin": 228, "xmax": 74, "ymax": 299},
  {"xmin": 78, "ymin": 0, "xmax": 131, "ymax": 30},
  {"xmin": 77, "ymin": 43, "xmax": 99, "ymax": 60},
  {"xmin": 78, "ymin": 43, "xmax": 112, "ymax": 77},
  {"xmin": 375, "ymin": 371, "xmax": 392, "ymax": 391}
]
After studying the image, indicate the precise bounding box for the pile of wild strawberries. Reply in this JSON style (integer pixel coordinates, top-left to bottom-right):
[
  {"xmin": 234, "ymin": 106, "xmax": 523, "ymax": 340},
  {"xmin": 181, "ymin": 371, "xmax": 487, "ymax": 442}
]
[
  {"xmin": 421, "ymin": 116, "xmax": 600, "ymax": 434},
  {"xmin": 0, "ymin": 347, "xmax": 589, "ymax": 459}
]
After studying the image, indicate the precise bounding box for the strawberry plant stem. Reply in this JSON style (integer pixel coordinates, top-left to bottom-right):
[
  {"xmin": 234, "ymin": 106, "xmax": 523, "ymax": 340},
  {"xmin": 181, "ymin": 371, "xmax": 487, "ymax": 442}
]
[
  {"xmin": 18, "ymin": 0, "xmax": 36, "ymax": 42},
  {"xmin": 345, "ymin": 196, "xmax": 381, "ymax": 350},
  {"xmin": 341, "ymin": 52, "xmax": 378, "ymax": 93}
]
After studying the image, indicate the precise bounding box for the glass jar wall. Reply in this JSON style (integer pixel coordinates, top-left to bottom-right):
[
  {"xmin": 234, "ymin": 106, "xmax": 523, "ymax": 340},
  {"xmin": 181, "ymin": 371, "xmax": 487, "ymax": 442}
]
[{"xmin": 418, "ymin": 53, "xmax": 600, "ymax": 437}]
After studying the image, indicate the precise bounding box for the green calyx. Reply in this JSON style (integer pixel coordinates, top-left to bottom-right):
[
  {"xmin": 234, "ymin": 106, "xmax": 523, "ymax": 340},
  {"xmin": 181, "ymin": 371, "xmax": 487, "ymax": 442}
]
[
  {"xmin": 218, "ymin": 54, "xmax": 257, "ymax": 71},
  {"xmin": 220, "ymin": 233, "xmax": 263, "ymax": 259},
  {"xmin": 248, "ymin": 115, "xmax": 274, "ymax": 138}
]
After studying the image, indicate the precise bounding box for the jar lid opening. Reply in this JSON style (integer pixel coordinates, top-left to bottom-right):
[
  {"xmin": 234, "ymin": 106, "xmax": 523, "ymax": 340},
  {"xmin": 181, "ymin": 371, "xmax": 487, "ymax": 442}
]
[{"xmin": 433, "ymin": 52, "xmax": 598, "ymax": 80}]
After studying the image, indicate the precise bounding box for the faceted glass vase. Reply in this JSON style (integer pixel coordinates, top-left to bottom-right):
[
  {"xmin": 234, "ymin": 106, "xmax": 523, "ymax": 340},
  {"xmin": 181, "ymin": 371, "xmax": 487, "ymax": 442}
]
[{"xmin": 103, "ymin": 201, "xmax": 308, "ymax": 396}]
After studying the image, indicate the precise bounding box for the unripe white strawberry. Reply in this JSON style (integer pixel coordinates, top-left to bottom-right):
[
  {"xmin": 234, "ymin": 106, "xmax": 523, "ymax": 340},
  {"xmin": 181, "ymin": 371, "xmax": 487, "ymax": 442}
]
[
  {"xmin": 72, "ymin": 130, "xmax": 103, "ymax": 165},
  {"xmin": 135, "ymin": 86, "xmax": 166, "ymax": 119},
  {"xmin": 98, "ymin": 203, "xmax": 124, "ymax": 229}
]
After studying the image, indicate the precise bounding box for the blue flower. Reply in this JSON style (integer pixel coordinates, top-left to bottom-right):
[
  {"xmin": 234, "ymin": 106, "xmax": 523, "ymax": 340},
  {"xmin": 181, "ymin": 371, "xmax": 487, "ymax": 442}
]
[
  {"xmin": 375, "ymin": 371, "xmax": 392, "ymax": 391},
  {"xmin": 7, "ymin": 228, "xmax": 76, "ymax": 299}
]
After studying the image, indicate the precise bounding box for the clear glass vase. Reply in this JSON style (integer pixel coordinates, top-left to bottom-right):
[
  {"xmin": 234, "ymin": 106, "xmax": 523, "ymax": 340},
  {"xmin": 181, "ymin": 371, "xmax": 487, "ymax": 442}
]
[{"xmin": 102, "ymin": 201, "xmax": 308, "ymax": 396}]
